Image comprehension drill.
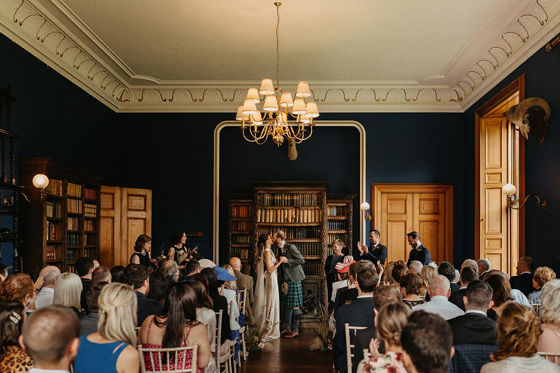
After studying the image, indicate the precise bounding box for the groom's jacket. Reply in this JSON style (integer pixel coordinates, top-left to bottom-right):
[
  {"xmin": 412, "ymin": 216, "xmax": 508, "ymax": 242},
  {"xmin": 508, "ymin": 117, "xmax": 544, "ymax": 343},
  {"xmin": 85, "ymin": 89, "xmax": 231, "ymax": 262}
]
[{"xmin": 281, "ymin": 243, "xmax": 306, "ymax": 283}]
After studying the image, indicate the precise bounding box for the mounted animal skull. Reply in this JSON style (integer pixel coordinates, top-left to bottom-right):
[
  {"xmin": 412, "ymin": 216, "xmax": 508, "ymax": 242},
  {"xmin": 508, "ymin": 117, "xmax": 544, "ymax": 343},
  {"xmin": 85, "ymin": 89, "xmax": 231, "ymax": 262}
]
[{"xmin": 506, "ymin": 97, "xmax": 551, "ymax": 144}]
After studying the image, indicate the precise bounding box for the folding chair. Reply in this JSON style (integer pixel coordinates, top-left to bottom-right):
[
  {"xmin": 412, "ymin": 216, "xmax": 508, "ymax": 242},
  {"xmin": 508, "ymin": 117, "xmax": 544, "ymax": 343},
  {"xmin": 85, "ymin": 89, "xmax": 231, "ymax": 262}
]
[
  {"xmin": 236, "ymin": 289, "xmax": 248, "ymax": 364},
  {"xmin": 344, "ymin": 323, "xmax": 367, "ymax": 373},
  {"xmin": 139, "ymin": 344, "xmax": 198, "ymax": 373},
  {"xmin": 215, "ymin": 310, "xmax": 235, "ymax": 373},
  {"xmin": 539, "ymin": 351, "xmax": 560, "ymax": 366}
]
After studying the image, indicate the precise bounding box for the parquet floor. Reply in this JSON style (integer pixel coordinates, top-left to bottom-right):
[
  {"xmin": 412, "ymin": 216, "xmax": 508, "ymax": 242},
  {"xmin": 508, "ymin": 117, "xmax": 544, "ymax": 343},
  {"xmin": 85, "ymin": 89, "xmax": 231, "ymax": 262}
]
[{"xmin": 238, "ymin": 330, "xmax": 335, "ymax": 373}]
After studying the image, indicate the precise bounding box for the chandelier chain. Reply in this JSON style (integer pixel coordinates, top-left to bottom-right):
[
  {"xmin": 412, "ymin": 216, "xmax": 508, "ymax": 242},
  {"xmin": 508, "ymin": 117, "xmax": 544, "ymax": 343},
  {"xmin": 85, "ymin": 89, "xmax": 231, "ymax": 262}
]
[{"xmin": 276, "ymin": 2, "xmax": 281, "ymax": 90}]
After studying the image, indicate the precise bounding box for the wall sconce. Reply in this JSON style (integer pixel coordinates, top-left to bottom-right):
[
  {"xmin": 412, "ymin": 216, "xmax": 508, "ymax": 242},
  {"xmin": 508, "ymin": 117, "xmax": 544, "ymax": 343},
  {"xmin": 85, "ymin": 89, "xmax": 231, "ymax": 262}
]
[
  {"xmin": 20, "ymin": 173, "xmax": 50, "ymax": 203},
  {"xmin": 502, "ymin": 183, "xmax": 546, "ymax": 210},
  {"xmin": 360, "ymin": 201, "xmax": 372, "ymax": 221}
]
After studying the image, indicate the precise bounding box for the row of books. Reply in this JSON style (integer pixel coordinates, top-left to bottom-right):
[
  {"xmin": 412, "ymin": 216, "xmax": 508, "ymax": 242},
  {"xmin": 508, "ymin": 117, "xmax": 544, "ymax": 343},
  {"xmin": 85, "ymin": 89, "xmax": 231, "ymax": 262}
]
[
  {"xmin": 256, "ymin": 192, "xmax": 319, "ymax": 207},
  {"xmin": 67, "ymin": 182, "xmax": 82, "ymax": 198},
  {"xmin": 256, "ymin": 207, "xmax": 321, "ymax": 223},
  {"xmin": 46, "ymin": 179, "xmax": 63, "ymax": 196},
  {"xmin": 327, "ymin": 206, "xmax": 347, "ymax": 216},
  {"xmin": 84, "ymin": 188, "xmax": 97, "ymax": 200},
  {"xmin": 46, "ymin": 201, "xmax": 62, "ymax": 218},
  {"xmin": 255, "ymin": 226, "xmax": 322, "ymax": 239},
  {"xmin": 46, "ymin": 245, "xmax": 59, "ymax": 260},
  {"xmin": 67, "ymin": 199, "xmax": 82, "ymax": 214},
  {"xmin": 232, "ymin": 234, "xmax": 251, "ymax": 244},
  {"xmin": 84, "ymin": 220, "xmax": 95, "ymax": 231},
  {"xmin": 232, "ymin": 247, "xmax": 250, "ymax": 260},
  {"xmin": 328, "ymin": 233, "xmax": 348, "ymax": 246},
  {"xmin": 327, "ymin": 220, "xmax": 348, "ymax": 230},
  {"xmin": 67, "ymin": 217, "xmax": 79, "ymax": 231},
  {"xmin": 84, "ymin": 203, "xmax": 97, "ymax": 218},
  {"xmin": 67, "ymin": 233, "xmax": 81, "ymax": 246},
  {"xmin": 47, "ymin": 222, "xmax": 61, "ymax": 240},
  {"xmin": 294, "ymin": 242, "xmax": 322, "ymax": 256},
  {"xmin": 302, "ymin": 261, "xmax": 324, "ymax": 276},
  {"xmin": 232, "ymin": 220, "xmax": 251, "ymax": 231},
  {"xmin": 66, "ymin": 250, "xmax": 75, "ymax": 263},
  {"xmin": 231, "ymin": 205, "xmax": 252, "ymax": 218}
]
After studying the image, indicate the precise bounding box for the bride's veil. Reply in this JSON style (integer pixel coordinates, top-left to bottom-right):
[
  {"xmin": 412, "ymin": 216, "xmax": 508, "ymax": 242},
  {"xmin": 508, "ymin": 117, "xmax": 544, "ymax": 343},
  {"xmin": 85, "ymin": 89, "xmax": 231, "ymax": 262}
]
[{"xmin": 253, "ymin": 245, "xmax": 265, "ymax": 325}]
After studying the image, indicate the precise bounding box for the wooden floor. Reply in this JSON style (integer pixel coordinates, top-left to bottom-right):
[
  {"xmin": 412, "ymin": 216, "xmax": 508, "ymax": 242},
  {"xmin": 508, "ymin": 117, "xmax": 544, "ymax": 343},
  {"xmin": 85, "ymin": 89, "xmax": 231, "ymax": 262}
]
[{"xmin": 238, "ymin": 330, "xmax": 335, "ymax": 373}]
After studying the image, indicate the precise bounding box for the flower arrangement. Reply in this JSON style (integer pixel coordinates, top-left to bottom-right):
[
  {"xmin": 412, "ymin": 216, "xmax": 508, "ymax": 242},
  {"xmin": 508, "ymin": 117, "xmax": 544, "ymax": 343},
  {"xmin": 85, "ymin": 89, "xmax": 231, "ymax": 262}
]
[
  {"xmin": 247, "ymin": 319, "xmax": 272, "ymax": 352},
  {"xmin": 310, "ymin": 303, "xmax": 332, "ymax": 352}
]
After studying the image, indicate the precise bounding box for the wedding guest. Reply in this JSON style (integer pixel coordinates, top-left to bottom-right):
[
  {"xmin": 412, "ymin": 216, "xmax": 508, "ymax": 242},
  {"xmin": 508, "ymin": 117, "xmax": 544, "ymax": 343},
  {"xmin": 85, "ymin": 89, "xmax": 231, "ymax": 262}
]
[
  {"xmin": 412, "ymin": 275, "xmax": 463, "ymax": 320},
  {"xmin": 538, "ymin": 279, "xmax": 560, "ymax": 354},
  {"xmin": 110, "ymin": 266, "xmax": 125, "ymax": 283},
  {"xmin": 34, "ymin": 266, "xmax": 61, "ymax": 309},
  {"xmin": 485, "ymin": 274, "xmax": 514, "ymax": 320},
  {"xmin": 92, "ymin": 266, "xmax": 111, "ymax": 284},
  {"xmin": 75, "ymin": 257, "xmax": 96, "ymax": 311},
  {"xmin": 130, "ymin": 234, "xmax": 154, "ymax": 266},
  {"xmin": 528, "ymin": 266, "xmax": 556, "ymax": 305},
  {"xmin": 52, "ymin": 272, "xmax": 84, "ymax": 316},
  {"xmin": 0, "ymin": 301, "xmax": 33, "ymax": 372},
  {"xmin": 0, "ymin": 273, "xmax": 35, "ymax": 312},
  {"xmin": 420, "ymin": 265, "xmax": 437, "ymax": 298},
  {"xmin": 400, "ymin": 273, "xmax": 425, "ymax": 308},
  {"xmin": 122, "ymin": 264, "xmax": 161, "ymax": 326},
  {"xmin": 79, "ymin": 282, "xmax": 108, "ymax": 337}
]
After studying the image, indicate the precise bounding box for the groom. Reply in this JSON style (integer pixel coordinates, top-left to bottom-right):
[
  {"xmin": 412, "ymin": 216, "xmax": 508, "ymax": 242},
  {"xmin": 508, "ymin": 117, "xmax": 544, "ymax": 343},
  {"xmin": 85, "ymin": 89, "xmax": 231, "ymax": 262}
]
[{"xmin": 275, "ymin": 229, "xmax": 306, "ymax": 339}]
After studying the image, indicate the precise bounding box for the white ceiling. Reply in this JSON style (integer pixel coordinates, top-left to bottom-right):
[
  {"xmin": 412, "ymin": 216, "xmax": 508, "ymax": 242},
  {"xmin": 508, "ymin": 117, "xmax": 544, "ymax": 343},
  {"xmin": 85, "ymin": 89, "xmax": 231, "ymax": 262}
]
[{"xmin": 1, "ymin": 0, "xmax": 560, "ymax": 112}]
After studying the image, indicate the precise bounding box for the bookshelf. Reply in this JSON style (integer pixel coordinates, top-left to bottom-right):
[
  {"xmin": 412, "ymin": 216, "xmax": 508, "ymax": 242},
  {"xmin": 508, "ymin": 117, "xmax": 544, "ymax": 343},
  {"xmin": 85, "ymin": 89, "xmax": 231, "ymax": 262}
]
[
  {"xmin": 326, "ymin": 194, "xmax": 355, "ymax": 256},
  {"xmin": 20, "ymin": 158, "xmax": 102, "ymax": 276},
  {"xmin": 227, "ymin": 195, "xmax": 253, "ymax": 275}
]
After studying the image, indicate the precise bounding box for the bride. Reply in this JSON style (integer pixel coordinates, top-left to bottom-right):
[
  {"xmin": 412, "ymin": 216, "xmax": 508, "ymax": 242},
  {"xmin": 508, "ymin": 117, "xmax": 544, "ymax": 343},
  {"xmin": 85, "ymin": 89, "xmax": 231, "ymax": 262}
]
[{"xmin": 254, "ymin": 233, "xmax": 282, "ymax": 340}]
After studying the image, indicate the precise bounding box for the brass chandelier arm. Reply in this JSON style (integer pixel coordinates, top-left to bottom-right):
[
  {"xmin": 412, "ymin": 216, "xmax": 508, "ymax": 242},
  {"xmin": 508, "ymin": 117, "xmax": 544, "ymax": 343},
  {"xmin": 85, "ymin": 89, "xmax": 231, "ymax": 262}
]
[{"xmin": 508, "ymin": 194, "xmax": 547, "ymax": 210}]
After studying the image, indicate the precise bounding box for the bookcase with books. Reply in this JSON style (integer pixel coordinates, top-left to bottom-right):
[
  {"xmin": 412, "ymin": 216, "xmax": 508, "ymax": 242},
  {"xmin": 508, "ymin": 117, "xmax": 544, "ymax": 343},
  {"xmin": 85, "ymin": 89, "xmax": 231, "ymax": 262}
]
[
  {"xmin": 20, "ymin": 158, "xmax": 101, "ymax": 276},
  {"xmin": 226, "ymin": 195, "xmax": 253, "ymax": 275},
  {"xmin": 326, "ymin": 194, "xmax": 355, "ymax": 256},
  {"xmin": 251, "ymin": 181, "xmax": 328, "ymax": 320}
]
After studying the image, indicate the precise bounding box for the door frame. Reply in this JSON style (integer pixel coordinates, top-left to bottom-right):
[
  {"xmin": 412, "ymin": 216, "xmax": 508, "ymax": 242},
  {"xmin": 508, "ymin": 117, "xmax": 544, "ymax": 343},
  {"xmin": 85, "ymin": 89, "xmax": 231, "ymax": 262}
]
[
  {"xmin": 371, "ymin": 183, "xmax": 454, "ymax": 263},
  {"xmin": 475, "ymin": 75, "xmax": 525, "ymax": 261}
]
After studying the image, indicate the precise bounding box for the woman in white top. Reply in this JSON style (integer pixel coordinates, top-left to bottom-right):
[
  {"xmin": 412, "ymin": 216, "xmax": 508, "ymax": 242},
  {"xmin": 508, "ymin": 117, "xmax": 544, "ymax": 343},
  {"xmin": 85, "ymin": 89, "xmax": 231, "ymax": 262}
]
[{"xmin": 254, "ymin": 233, "xmax": 282, "ymax": 340}]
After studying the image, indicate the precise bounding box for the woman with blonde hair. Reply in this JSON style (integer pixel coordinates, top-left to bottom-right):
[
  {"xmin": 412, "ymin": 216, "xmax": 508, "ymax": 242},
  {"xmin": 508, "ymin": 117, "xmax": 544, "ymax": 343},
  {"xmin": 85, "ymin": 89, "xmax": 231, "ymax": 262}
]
[
  {"xmin": 357, "ymin": 301, "xmax": 411, "ymax": 373},
  {"xmin": 222, "ymin": 264, "xmax": 238, "ymax": 291},
  {"xmin": 52, "ymin": 272, "xmax": 83, "ymax": 315},
  {"xmin": 528, "ymin": 266, "xmax": 556, "ymax": 305},
  {"xmin": 538, "ymin": 279, "xmax": 560, "ymax": 354},
  {"xmin": 481, "ymin": 302, "xmax": 559, "ymax": 372},
  {"xmin": 420, "ymin": 265, "xmax": 437, "ymax": 298},
  {"xmin": 74, "ymin": 282, "xmax": 139, "ymax": 373}
]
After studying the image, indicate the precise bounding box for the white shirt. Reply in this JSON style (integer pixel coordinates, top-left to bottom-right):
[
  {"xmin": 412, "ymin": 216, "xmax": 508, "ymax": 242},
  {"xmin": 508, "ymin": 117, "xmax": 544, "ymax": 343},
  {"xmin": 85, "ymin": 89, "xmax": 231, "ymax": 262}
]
[
  {"xmin": 412, "ymin": 295, "xmax": 464, "ymax": 320},
  {"xmin": 222, "ymin": 288, "xmax": 240, "ymax": 331},
  {"xmin": 35, "ymin": 287, "xmax": 55, "ymax": 309},
  {"xmin": 465, "ymin": 309, "xmax": 487, "ymax": 317},
  {"xmin": 30, "ymin": 369, "xmax": 70, "ymax": 373},
  {"xmin": 511, "ymin": 289, "xmax": 531, "ymax": 306}
]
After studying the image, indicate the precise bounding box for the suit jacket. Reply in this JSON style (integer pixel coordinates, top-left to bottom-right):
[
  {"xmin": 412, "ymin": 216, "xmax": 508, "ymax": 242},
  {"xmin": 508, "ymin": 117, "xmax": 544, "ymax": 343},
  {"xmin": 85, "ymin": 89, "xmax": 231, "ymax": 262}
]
[
  {"xmin": 447, "ymin": 312, "xmax": 498, "ymax": 345},
  {"xmin": 336, "ymin": 297, "xmax": 376, "ymax": 373},
  {"xmin": 450, "ymin": 281, "xmax": 461, "ymax": 295},
  {"xmin": 233, "ymin": 269, "xmax": 255, "ymax": 325},
  {"xmin": 136, "ymin": 291, "xmax": 162, "ymax": 327},
  {"xmin": 281, "ymin": 243, "xmax": 306, "ymax": 283},
  {"xmin": 352, "ymin": 327, "xmax": 385, "ymax": 373},
  {"xmin": 449, "ymin": 288, "xmax": 467, "ymax": 311},
  {"xmin": 510, "ymin": 272, "xmax": 534, "ymax": 296},
  {"xmin": 370, "ymin": 244, "xmax": 388, "ymax": 266},
  {"xmin": 407, "ymin": 244, "xmax": 431, "ymax": 266}
]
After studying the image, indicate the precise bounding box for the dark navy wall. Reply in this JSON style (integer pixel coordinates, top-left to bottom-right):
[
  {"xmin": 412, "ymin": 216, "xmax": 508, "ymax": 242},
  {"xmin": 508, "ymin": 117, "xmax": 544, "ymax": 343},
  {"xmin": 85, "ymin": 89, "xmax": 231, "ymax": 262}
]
[
  {"xmin": 464, "ymin": 43, "xmax": 560, "ymax": 273},
  {"xmin": 1, "ymin": 33, "xmax": 466, "ymax": 269}
]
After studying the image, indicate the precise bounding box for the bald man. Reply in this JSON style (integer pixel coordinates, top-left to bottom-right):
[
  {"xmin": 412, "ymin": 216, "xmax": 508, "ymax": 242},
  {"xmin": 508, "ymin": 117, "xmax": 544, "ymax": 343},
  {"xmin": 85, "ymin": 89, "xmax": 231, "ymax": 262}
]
[
  {"xmin": 229, "ymin": 257, "xmax": 255, "ymax": 325},
  {"xmin": 412, "ymin": 275, "xmax": 464, "ymax": 320},
  {"xmin": 35, "ymin": 266, "xmax": 61, "ymax": 309}
]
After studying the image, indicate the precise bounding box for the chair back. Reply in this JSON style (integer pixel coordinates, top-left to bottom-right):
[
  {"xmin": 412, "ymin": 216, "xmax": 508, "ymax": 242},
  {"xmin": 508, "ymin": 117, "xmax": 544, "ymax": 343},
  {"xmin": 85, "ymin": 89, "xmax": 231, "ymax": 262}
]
[
  {"xmin": 344, "ymin": 323, "xmax": 367, "ymax": 373},
  {"xmin": 531, "ymin": 303, "xmax": 541, "ymax": 313},
  {"xmin": 214, "ymin": 310, "xmax": 223, "ymax": 362},
  {"xmin": 538, "ymin": 351, "xmax": 560, "ymax": 366},
  {"xmin": 448, "ymin": 344, "xmax": 497, "ymax": 373},
  {"xmin": 138, "ymin": 344, "xmax": 198, "ymax": 373},
  {"xmin": 237, "ymin": 289, "xmax": 247, "ymax": 315}
]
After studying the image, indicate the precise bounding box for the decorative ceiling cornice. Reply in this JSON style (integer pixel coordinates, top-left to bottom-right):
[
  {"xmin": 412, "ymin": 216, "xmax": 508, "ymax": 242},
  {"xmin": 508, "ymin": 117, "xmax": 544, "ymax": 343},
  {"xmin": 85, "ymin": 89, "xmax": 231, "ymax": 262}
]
[{"xmin": 1, "ymin": 0, "xmax": 559, "ymax": 113}]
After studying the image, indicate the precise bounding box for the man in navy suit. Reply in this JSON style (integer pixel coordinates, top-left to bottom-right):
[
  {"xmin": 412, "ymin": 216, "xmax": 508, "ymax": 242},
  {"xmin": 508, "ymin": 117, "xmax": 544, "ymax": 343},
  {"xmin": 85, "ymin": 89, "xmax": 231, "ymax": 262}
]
[
  {"xmin": 406, "ymin": 231, "xmax": 431, "ymax": 266},
  {"xmin": 356, "ymin": 230, "xmax": 388, "ymax": 266},
  {"xmin": 336, "ymin": 260, "xmax": 379, "ymax": 373},
  {"xmin": 510, "ymin": 256, "xmax": 535, "ymax": 296}
]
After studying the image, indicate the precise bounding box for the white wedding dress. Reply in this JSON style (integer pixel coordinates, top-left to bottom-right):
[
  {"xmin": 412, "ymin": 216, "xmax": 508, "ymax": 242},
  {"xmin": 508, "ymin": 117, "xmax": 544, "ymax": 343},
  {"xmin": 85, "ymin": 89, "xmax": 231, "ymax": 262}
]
[{"xmin": 254, "ymin": 247, "xmax": 280, "ymax": 340}]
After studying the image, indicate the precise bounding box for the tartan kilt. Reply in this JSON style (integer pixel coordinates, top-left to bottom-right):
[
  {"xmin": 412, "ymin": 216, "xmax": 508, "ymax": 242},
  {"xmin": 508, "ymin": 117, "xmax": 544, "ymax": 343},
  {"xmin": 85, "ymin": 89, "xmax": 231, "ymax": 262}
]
[{"xmin": 284, "ymin": 280, "xmax": 303, "ymax": 307}]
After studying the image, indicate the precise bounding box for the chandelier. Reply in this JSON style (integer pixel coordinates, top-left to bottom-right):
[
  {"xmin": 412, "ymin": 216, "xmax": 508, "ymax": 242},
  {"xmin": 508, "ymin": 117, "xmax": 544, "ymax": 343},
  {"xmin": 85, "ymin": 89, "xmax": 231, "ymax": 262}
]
[{"xmin": 236, "ymin": 2, "xmax": 319, "ymax": 147}]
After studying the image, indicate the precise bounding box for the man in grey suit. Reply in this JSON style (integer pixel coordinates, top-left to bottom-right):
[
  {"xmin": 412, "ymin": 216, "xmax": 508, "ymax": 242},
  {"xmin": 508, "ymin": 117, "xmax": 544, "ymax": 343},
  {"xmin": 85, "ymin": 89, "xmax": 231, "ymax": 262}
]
[
  {"xmin": 276, "ymin": 229, "xmax": 306, "ymax": 339},
  {"xmin": 229, "ymin": 256, "xmax": 255, "ymax": 325}
]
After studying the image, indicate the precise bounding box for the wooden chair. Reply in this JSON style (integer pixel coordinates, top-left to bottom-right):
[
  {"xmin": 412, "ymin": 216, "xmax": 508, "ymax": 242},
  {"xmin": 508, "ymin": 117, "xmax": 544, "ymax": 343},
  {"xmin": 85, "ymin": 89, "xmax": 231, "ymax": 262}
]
[
  {"xmin": 344, "ymin": 323, "xmax": 367, "ymax": 373},
  {"xmin": 138, "ymin": 344, "xmax": 198, "ymax": 373},
  {"xmin": 226, "ymin": 301, "xmax": 238, "ymax": 373},
  {"xmin": 215, "ymin": 310, "xmax": 235, "ymax": 373},
  {"xmin": 531, "ymin": 303, "xmax": 541, "ymax": 313},
  {"xmin": 236, "ymin": 289, "xmax": 248, "ymax": 365},
  {"xmin": 539, "ymin": 351, "xmax": 560, "ymax": 366}
]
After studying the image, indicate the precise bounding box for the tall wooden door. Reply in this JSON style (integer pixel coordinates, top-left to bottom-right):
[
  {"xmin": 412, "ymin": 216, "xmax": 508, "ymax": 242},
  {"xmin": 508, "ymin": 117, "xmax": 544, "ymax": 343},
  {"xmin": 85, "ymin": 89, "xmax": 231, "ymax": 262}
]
[
  {"xmin": 99, "ymin": 186, "xmax": 152, "ymax": 267},
  {"xmin": 373, "ymin": 184, "xmax": 453, "ymax": 264}
]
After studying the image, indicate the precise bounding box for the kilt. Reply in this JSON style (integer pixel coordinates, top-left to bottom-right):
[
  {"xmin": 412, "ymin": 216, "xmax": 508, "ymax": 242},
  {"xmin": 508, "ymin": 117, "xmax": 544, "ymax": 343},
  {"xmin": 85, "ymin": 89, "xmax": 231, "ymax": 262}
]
[{"xmin": 284, "ymin": 280, "xmax": 303, "ymax": 307}]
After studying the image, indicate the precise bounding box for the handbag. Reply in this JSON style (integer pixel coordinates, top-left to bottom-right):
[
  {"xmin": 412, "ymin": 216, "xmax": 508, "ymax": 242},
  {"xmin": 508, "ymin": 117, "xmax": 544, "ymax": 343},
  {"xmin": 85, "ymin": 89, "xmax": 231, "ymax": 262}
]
[{"xmin": 281, "ymin": 281, "xmax": 289, "ymax": 295}]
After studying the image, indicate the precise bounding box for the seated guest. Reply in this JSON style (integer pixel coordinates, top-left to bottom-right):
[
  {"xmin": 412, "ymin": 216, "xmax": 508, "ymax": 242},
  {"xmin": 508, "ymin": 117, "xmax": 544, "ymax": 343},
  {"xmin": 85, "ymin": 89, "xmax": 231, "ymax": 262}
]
[
  {"xmin": 92, "ymin": 266, "xmax": 111, "ymax": 284},
  {"xmin": 147, "ymin": 270, "xmax": 170, "ymax": 307},
  {"xmin": 0, "ymin": 263, "xmax": 8, "ymax": 284},
  {"xmin": 334, "ymin": 261, "xmax": 359, "ymax": 314},
  {"xmin": 538, "ymin": 279, "xmax": 560, "ymax": 354},
  {"xmin": 477, "ymin": 258, "xmax": 491, "ymax": 280},
  {"xmin": 0, "ymin": 273, "xmax": 35, "ymax": 312},
  {"xmin": 357, "ymin": 302, "xmax": 410, "ymax": 373},
  {"xmin": 481, "ymin": 303, "xmax": 559, "ymax": 372},
  {"xmin": 221, "ymin": 265, "xmax": 238, "ymax": 291},
  {"xmin": 528, "ymin": 266, "xmax": 556, "ymax": 305},
  {"xmin": 420, "ymin": 265, "xmax": 437, "ymax": 298},
  {"xmin": 214, "ymin": 266, "xmax": 240, "ymax": 360},
  {"xmin": 485, "ymin": 274, "xmax": 513, "ymax": 320},
  {"xmin": 484, "ymin": 270, "xmax": 530, "ymax": 306},
  {"xmin": 336, "ymin": 260, "xmax": 379, "ymax": 373},
  {"xmin": 110, "ymin": 265, "xmax": 125, "ymax": 283},
  {"xmin": 138, "ymin": 283, "xmax": 210, "ymax": 373},
  {"xmin": 412, "ymin": 275, "xmax": 464, "ymax": 320},
  {"xmin": 382, "ymin": 261, "xmax": 396, "ymax": 285},
  {"xmin": 461, "ymin": 259, "xmax": 478, "ymax": 272},
  {"xmin": 229, "ymin": 257, "xmax": 255, "ymax": 325},
  {"xmin": 185, "ymin": 259, "xmax": 201, "ymax": 276},
  {"xmin": 0, "ymin": 301, "xmax": 33, "ymax": 372},
  {"xmin": 400, "ymin": 273, "xmax": 425, "ymax": 308},
  {"xmin": 20, "ymin": 306, "xmax": 80, "ymax": 372},
  {"xmin": 75, "ymin": 257, "xmax": 96, "ymax": 311},
  {"xmin": 53, "ymin": 272, "xmax": 84, "ymax": 316},
  {"xmin": 200, "ymin": 268, "xmax": 231, "ymax": 347},
  {"xmin": 332, "ymin": 256, "xmax": 354, "ymax": 303},
  {"xmin": 35, "ymin": 266, "xmax": 61, "ymax": 309},
  {"xmin": 161, "ymin": 260, "xmax": 180, "ymax": 282},
  {"xmin": 391, "ymin": 261, "xmax": 409, "ymax": 286},
  {"xmin": 74, "ymin": 283, "xmax": 139, "ymax": 373},
  {"xmin": 79, "ymin": 282, "xmax": 108, "ymax": 337},
  {"xmin": 449, "ymin": 266, "xmax": 479, "ymax": 311},
  {"xmin": 509, "ymin": 256, "xmax": 535, "ymax": 296},
  {"xmin": 408, "ymin": 260, "xmax": 423, "ymax": 275},
  {"xmin": 447, "ymin": 280, "xmax": 498, "ymax": 345},
  {"xmin": 438, "ymin": 261, "xmax": 460, "ymax": 294},
  {"xmin": 122, "ymin": 264, "xmax": 162, "ymax": 326},
  {"xmin": 401, "ymin": 311, "xmax": 454, "ymax": 373}
]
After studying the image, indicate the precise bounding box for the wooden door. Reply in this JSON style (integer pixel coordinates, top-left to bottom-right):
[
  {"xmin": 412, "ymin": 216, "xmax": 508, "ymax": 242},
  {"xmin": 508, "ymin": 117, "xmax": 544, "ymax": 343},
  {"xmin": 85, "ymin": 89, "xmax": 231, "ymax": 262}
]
[
  {"xmin": 99, "ymin": 186, "xmax": 152, "ymax": 267},
  {"xmin": 374, "ymin": 184, "xmax": 453, "ymax": 264}
]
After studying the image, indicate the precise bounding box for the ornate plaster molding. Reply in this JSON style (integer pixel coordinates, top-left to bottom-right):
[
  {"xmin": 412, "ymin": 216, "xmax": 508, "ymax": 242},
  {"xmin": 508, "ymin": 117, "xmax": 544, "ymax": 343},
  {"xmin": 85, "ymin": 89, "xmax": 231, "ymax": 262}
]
[{"xmin": 1, "ymin": 0, "xmax": 559, "ymax": 113}]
